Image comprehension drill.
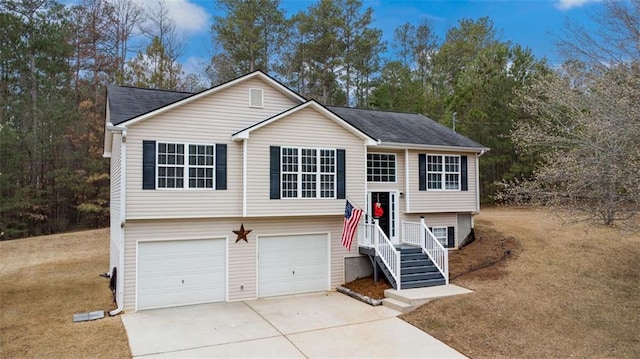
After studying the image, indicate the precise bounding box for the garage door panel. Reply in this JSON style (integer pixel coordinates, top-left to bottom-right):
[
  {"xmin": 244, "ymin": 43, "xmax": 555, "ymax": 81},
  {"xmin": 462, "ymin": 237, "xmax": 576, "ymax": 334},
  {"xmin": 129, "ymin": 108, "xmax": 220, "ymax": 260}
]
[
  {"xmin": 138, "ymin": 239, "xmax": 225, "ymax": 310},
  {"xmin": 258, "ymin": 234, "xmax": 328, "ymax": 298}
]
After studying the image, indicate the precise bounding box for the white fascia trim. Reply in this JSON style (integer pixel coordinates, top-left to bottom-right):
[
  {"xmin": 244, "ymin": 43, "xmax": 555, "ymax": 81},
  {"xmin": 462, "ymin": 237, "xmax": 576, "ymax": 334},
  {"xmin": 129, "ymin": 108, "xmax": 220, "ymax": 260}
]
[
  {"xmin": 376, "ymin": 142, "xmax": 490, "ymax": 153},
  {"xmin": 231, "ymin": 100, "xmax": 378, "ymax": 146},
  {"xmin": 120, "ymin": 72, "xmax": 305, "ymax": 127}
]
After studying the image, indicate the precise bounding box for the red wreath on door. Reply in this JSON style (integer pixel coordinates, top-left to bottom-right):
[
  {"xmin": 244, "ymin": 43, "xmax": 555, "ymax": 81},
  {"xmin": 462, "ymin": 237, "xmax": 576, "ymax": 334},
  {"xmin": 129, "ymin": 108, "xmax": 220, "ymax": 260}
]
[{"xmin": 374, "ymin": 202, "xmax": 384, "ymax": 218}]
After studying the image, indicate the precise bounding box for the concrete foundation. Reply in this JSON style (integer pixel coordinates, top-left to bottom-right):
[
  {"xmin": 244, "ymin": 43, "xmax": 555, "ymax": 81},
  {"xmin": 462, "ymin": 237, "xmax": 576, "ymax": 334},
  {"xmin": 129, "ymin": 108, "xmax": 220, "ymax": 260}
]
[{"xmin": 344, "ymin": 256, "xmax": 373, "ymax": 283}]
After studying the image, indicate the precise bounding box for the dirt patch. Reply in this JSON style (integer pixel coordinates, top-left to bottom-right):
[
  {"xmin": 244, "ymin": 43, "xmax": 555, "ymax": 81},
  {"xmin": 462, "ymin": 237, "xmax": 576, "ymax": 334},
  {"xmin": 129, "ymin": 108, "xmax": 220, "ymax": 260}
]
[
  {"xmin": 0, "ymin": 229, "xmax": 131, "ymax": 359},
  {"xmin": 343, "ymin": 275, "xmax": 392, "ymax": 300},
  {"xmin": 449, "ymin": 226, "xmax": 520, "ymax": 281}
]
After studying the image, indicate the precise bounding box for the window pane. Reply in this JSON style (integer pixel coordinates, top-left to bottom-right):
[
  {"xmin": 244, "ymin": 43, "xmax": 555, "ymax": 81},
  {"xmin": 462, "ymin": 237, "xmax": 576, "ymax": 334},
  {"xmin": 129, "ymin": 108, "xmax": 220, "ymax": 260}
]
[{"xmin": 367, "ymin": 153, "xmax": 396, "ymax": 182}]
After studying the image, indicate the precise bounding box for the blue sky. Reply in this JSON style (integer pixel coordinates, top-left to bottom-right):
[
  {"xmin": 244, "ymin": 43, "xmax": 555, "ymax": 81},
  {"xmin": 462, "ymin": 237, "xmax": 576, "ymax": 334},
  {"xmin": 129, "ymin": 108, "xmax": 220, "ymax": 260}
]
[{"xmin": 134, "ymin": 0, "xmax": 605, "ymax": 74}]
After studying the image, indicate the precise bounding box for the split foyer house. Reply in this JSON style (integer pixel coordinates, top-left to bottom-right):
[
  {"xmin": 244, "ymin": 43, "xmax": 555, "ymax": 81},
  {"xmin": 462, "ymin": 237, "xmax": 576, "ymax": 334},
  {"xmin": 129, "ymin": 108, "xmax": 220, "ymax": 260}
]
[{"xmin": 103, "ymin": 71, "xmax": 488, "ymax": 312}]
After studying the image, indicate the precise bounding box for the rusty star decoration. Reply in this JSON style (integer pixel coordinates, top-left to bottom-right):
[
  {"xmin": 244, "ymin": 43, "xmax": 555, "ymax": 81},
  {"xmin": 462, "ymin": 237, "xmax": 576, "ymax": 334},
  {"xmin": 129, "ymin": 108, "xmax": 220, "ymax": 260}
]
[{"xmin": 233, "ymin": 223, "xmax": 252, "ymax": 243}]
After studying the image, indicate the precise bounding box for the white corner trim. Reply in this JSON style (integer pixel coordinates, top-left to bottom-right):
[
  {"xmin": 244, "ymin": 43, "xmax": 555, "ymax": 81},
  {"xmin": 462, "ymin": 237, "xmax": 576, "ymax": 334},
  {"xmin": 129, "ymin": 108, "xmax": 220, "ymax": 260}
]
[
  {"xmin": 405, "ymin": 148, "xmax": 410, "ymax": 213},
  {"xmin": 242, "ymin": 139, "xmax": 248, "ymax": 217}
]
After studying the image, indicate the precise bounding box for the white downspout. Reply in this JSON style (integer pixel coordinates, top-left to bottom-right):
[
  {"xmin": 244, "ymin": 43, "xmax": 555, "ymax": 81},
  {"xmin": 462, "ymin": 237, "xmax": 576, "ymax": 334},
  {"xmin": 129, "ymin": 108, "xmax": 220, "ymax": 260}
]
[
  {"xmin": 242, "ymin": 139, "xmax": 247, "ymax": 217},
  {"xmin": 110, "ymin": 128, "xmax": 127, "ymax": 316},
  {"xmin": 475, "ymin": 150, "xmax": 486, "ymax": 214}
]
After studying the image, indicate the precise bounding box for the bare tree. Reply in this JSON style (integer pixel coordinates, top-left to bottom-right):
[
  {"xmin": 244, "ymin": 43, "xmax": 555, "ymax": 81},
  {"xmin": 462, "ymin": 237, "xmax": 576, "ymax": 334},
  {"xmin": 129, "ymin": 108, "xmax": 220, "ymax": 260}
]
[
  {"xmin": 498, "ymin": 62, "xmax": 640, "ymax": 226},
  {"xmin": 110, "ymin": 0, "xmax": 144, "ymax": 83},
  {"xmin": 557, "ymin": 0, "xmax": 640, "ymax": 64}
]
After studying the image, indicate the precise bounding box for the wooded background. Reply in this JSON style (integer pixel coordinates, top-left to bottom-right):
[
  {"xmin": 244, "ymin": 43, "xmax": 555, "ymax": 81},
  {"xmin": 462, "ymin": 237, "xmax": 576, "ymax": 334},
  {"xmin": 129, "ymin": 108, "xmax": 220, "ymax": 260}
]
[{"xmin": 1, "ymin": 0, "xmax": 638, "ymax": 239}]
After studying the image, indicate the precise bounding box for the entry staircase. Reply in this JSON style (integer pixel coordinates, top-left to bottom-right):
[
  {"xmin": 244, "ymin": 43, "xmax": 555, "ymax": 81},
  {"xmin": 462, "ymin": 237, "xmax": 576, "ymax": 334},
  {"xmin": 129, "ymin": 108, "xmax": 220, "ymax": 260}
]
[{"xmin": 358, "ymin": 218, "xmax": 448, "ymax": 290}]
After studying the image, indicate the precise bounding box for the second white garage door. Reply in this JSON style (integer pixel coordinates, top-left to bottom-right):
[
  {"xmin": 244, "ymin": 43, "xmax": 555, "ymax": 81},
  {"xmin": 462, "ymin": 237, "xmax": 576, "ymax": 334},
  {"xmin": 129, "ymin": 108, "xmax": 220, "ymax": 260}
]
[
  {"xmin": 137, "ymin": 239, "xmax": 225, "ymax": 310},
  {"xmin": 258, "ymin": 233, "xmax": 329, "ymax": 297}
]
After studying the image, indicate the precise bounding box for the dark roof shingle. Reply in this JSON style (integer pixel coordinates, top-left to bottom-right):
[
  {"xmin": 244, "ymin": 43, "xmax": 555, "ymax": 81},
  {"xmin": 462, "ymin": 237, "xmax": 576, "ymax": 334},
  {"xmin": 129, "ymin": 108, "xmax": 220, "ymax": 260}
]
[
  {"xmin": 327, "ymin": 106, "xmax": 486, "ymax": 149},
  {"xmin": 108, "ymin": 85, "xmax": 192, "ymax": 125},
  {"xmin": 106, "ymin": 85, "xmax": 486, "ymax": 150}
]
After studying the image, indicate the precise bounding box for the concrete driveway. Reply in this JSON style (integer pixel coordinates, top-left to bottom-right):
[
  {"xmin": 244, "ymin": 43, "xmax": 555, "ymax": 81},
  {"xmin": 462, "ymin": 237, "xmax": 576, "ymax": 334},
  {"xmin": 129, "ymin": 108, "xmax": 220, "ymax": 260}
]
[{"xmin": 121, "ymin": 292, "xmax": 466, "ymax": 358}]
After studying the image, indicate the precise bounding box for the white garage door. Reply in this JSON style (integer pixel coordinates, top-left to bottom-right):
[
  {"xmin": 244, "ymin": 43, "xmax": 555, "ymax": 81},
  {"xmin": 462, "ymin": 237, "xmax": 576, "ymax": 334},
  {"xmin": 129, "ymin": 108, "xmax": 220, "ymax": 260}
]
[
  {"xmin": 137, "ymin": 239, "xmax": 225, "ymax": 310},
  {"xmin": 258, "ymin": 233, "xmax": 329, "ymax": 298}
]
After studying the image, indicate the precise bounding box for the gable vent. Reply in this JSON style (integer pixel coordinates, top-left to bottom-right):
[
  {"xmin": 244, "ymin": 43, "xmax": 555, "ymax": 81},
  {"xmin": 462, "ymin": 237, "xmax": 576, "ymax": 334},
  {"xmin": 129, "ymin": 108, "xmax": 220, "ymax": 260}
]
[{"xmin": 249, "ymin": 88, "xmax": 263, "ymax": 108}]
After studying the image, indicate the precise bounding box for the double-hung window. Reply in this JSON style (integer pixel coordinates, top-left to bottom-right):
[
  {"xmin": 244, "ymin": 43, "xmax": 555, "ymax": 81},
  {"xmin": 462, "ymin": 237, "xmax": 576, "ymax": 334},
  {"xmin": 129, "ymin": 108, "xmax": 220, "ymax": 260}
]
[
  {"xmin": 431, "ymin": 227, "xmax": 448, "ymax": 247},
  {"xmin": 157, "ymin": 142, "xmax": 214, "ymax": 189},
  {"xmin": 281, "ymin": 147, "xmax": 335, "ymax": 198},
  {"xmin": 427, "ymin": 155, "xmax": 460, "ymax": 190},
  {"xmin": 367, "ymin": 153, "xmax": 396, "ymax": 182}
]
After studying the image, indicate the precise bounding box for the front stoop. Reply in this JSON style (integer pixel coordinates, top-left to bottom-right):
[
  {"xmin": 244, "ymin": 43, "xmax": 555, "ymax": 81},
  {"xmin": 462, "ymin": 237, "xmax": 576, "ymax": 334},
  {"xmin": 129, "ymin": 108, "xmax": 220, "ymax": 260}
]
[{"xmin": 382, "ymin": 285, "xmax": 474, "ymax": 314}]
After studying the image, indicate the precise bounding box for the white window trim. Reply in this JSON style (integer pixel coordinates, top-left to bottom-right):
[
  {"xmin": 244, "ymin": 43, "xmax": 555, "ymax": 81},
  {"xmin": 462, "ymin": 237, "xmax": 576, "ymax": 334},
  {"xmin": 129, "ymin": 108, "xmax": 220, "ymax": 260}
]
[
  {"xmin": 281, "ymin": 146, "xmax": 336, "ymax": 199},
  {"xmin": 156, "ymin": 141, "xmax": 216, "ymax": 190},
  {"xmin": 249, "ymin": 88, "xmax": 264, "ymax": 108},
  {"xmin": 367, "ymin": 152, "xmax": 397, "ymax": 183},
  {"xmin": 426, "ymin": 154, "xmax": 461, "ymax": 191}
]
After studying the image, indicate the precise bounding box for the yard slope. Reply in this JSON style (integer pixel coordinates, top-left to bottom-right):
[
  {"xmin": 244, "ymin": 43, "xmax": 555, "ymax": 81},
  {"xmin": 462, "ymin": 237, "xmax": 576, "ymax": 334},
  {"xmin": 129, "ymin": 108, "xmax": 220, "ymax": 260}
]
[
  {"xmin": 402, "ymin": 207, "xmax": 640, "ymax": 358},
  {"xmin": 0, "ymin": 229, "xmax": 131, "ymax": 359}
]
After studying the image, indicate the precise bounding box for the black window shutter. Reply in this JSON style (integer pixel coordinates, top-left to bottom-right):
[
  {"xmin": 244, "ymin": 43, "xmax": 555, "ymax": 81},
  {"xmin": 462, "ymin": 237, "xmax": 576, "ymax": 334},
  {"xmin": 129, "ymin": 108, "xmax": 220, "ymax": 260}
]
[
  {"xmin": 215, "ymin": 144, "xmax": 227, "ymax": 190},
  {"xmin": 142, "ymin": 140, "xmax": 156, "ymax": 190},
  {"xmin": 337, "ymin": 149, "xmax": 346, "ymax": 199},
  {"xmin": 460, "ymin": 155, "xmax": 468, "ymax": 191},
  {"xmin": 418, "ymin": 154, "xmax": 426, "ymax": 191},
  {"xmin": 270, "ymin": 146, "xmax": 280, "ymax": 199},
  {"xmin": 447, "ymin": 226, "xmax": 455, "ymax": 248}
]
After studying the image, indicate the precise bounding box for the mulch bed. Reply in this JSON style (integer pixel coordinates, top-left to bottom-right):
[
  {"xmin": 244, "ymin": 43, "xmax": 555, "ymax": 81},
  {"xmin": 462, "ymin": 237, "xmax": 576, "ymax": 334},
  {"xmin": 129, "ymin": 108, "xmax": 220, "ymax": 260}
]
[{"xmin": 342, "ymin": 225, "xmax": 519, "ymax": 300}]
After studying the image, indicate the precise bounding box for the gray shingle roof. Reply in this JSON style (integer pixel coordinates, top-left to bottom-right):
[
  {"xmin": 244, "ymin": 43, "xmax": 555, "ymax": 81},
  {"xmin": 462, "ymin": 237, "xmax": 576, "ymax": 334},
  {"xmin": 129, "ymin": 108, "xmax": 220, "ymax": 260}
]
[
  {"xmin": 107, "ymin": 85, "xmax": 192, "ymax": 125},
  {"xmin": 327, "ymin": 106, "xmax": 486, "ymax": 149},
  {"xmin": 106, "ymin": 85, "xmax": 486, "ymax": 150}
]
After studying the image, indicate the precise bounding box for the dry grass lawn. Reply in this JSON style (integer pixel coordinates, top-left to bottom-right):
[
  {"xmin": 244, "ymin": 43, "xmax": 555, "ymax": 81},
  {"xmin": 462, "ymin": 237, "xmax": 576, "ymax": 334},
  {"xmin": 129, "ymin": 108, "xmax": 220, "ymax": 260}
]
[
  {"xmin": 2, "ymin": 207, "xmax": 638, "ymax": 358},
  {"xmin": 0, "ymin": 229, "xmax": 130, "ymax": 359},
  {"xmin": 403, "ymin": 207, "xmax": 640, "ymax": 358}
]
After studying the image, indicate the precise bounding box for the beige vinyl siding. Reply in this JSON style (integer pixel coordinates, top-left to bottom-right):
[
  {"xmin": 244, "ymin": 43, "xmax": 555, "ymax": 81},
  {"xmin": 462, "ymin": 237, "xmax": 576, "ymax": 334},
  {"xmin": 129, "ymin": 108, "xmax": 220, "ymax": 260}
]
[
  {"xmin": 124, "ymin": 77, "xmax": 300, "ymax": 219},
  {"xmin": 109, "ymin": 133, "xmax": 122, "ymax": 272},
  {"xmin": 246, "ymin": 106, "xmax": 366, "ymax": 216},
  {"xmin": 366, "ymin": 149, "xmax": 408, "ymax": 226},
  {"xmin": 366, "ymin": 149, "xmax": 405, "ymax": 192},
  {"xmin": 407, "ymin": 149, "xmax": 478, "ymax": 213},
  {"xmin": 403, "ymin": 213, "xmax": 458, "ymax": 247},
  {"xmin": 122, "ymin": 216, "xmax": 356, "ymax": 310}
]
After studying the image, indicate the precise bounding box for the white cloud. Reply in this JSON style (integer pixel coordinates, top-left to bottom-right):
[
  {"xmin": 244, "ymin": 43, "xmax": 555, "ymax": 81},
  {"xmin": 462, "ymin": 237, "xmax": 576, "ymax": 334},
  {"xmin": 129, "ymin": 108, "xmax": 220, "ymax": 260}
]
[
  {"xmin": 555, "ymin": 0, "xmax": 600, "ymax": 10},
  {"xmin": 137, "ymin": 0, "xmax": 210, "ymax": 34}
]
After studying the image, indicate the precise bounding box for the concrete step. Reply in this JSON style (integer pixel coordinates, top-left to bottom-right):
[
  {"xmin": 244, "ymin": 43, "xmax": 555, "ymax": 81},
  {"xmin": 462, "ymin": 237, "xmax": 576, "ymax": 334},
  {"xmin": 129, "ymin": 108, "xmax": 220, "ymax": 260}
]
[
  {"xmin": 384, "ymin": 284, "xmax": 474, "ymax": 310},
  {"xmin": 381, "ymin": 297, "xmax": 414, "ymax": 314}
]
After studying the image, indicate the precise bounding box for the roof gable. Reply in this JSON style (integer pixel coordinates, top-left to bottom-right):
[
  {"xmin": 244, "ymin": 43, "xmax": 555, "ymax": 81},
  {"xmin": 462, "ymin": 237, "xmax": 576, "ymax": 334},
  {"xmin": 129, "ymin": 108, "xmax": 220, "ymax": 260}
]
[
  {"xmin": 108, "ymin": 70, "xmax": 305, "ymax": 126},
  {"xmin": 232, "ymin": 100, "xmax": 377, "ymax": 145}
]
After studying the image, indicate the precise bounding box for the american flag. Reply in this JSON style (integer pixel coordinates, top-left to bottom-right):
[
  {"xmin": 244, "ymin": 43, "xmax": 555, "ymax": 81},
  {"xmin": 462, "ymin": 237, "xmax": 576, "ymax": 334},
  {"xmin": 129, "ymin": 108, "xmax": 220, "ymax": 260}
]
[{"xmin": 341, "ymin": 200, "xmax": 363, "ymax": 251}]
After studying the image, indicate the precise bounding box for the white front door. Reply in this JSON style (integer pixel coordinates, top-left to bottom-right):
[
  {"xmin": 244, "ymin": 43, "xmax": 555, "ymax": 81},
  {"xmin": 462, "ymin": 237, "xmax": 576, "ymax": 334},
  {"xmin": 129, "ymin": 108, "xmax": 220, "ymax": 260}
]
[
  {"xmin": 258, "ymin": 233, "xmax": 329, "ymax": 297},
  {"xmin": 137, "ymin": 239, "xmax": 226, "ymax": 310}
]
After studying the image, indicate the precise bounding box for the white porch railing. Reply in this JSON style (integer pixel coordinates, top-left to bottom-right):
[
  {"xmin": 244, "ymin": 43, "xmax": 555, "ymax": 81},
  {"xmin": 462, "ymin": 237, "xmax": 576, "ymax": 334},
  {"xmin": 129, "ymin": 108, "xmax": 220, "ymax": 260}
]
[
  {"xmin": 402, "ymin": 218, "xmax": 449, "ymax": 284},
  {"xmin": 359, "ymin": 218, "xmax": 401, "ymax": 290}
]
